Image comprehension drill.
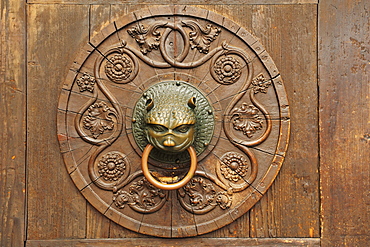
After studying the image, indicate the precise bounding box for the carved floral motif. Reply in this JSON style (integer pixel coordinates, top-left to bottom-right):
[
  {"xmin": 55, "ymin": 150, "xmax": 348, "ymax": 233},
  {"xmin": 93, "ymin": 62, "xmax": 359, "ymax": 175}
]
[
  {"xmin": 220, "ymin": 152, "xmax": 249, "ymax": 182},
  {"xmin": 83, "ymin": 101, "xmax": 115, "ymax": 139},
  {"xmin": 127, "ymin": 23, "xmax": 166, "ymax": 54},
  {"xmin": 252, "ymin": 73, "xmax": 271, "ymax": 94},
  {"xmin": 184, "ymin": 177, "xmax": 215, "ymax": 210},
  {"xmin": 105, "ymin": 54, "xmax": 133, "ymax": 83},
  {"xmin": 76, "ymin": 73, "xmax": 95, "ymax": 93},
  {"xmin": 182, "ymin": 20, "xmax": 221, "ymax": 54},
  {"xmin": 178, "ymin": 177, "xmax": 232, "ymax": 214},
  {"xmin": 213, "ymin": 56, "xmax": 242, "ymax": 84},
  {"xmin": 98, "ymin": 152, "xmax": 126, "ymax": 181},
  {"xmin": 230, "ymin": 103, "xmax": 263, "ymax": 138},
  {"xmin": 113, "ymin": 178, "xmax": 167, "ymax": 213}
]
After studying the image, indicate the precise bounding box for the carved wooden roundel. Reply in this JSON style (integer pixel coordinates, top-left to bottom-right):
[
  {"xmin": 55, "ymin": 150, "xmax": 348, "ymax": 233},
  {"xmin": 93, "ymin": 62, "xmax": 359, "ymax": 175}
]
[{"xmin": 57, "ymin": 6, "xmax": 290, "ymax": 238}]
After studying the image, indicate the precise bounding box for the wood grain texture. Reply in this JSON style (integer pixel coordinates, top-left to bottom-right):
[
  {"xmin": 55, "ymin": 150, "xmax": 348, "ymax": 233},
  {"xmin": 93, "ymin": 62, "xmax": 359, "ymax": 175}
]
[
  {"xmin": 27, "ymin": 0, "xmax": 319, "ymax": 5},
  {"xmin": 203, "ymin": 3, "xmax": 319, "ymax": 240},
  {"xmin": 201, "ymin": 4, "xmax": 319, "ymax": 238},
  {"xmin": 250, "ymin": 5, "xmax": 319, "ymax": 238},
  {"xmin": 0, "ymin": 0, "xmax": 26, "ymax": 246},
  {"xmin": 86, "ymin": 4, "xmax": 148, "ymax": 239},
  {"xmin": 25, "ymin": 2, "xmax": 320, "ymax": 241},
  {"xmin": 53, "ymin": 3, "xmax": 318, "ymax": 239},
  {"xmin": 26, "ymin": 238, "xmax": 320, "ymax": 247},
  {"xmin": 27, "ymin": 4, "xmax": 90, "ymax": 239},
  {"xmin": 319, "ymin": 0, "xmax": 370, "ymax": 246},
  {"xmin": 3, "ymin": 0, "xmax": 370, "ymax": 244}
]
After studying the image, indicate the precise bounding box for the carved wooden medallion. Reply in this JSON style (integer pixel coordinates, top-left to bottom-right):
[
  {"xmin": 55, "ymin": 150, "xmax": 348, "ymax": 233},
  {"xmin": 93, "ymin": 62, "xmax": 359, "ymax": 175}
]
[{"xmin": 57, "ymin": 6, "xmax": 290, "ymax": 238}]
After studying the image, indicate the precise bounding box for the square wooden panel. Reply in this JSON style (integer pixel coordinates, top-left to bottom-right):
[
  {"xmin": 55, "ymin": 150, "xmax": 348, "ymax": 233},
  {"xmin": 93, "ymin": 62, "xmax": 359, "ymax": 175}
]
[{"xmin": 26, "ymin": 3, "xmax": 318, "ymax": 239}]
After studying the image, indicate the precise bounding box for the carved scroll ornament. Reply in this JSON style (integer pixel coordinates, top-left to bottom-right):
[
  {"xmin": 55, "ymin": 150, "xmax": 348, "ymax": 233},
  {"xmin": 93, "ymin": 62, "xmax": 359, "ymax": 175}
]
[{"xmin": 57, "ymin": 6, "xmax": 290, "ymax": 238}]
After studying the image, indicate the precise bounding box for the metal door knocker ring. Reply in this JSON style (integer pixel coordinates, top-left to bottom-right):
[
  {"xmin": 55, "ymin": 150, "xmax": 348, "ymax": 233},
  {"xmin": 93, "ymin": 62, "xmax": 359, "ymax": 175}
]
[
  {"xmin": 132, "ymin": 80, "xmax": 215, "ymax": 190},
  {"xmin": 141, "ymin": 144, "xmax": 197, "ymax": 190}
]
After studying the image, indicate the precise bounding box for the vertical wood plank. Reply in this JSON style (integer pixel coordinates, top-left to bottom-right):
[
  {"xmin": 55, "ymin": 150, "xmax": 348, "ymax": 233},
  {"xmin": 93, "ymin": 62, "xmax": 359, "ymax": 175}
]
[
  {"xmin": 86, "ymin": 4, "xmax": 147, "ymax": 238},
  {"xmin": 319, "ymin": 0, "xmax": 370, "ymax": 246},
  {"xmin": 85, "ymin": 205, "xmax": 110, "ymax": 238},
  {"xmin": 85, "ymin": 5, "xmax": 112, "ymax": 239},
  {"xmin": 198, "ymin": 5, "xmax": 253, "ymax": 238},
  {"xmin": 0, "ymin": 0, "xmax": 26, "ymax": 246},
  {"xmin": 250, "ymin": 5, "xmax": 319, "ymax": 238},
  {"xmin": 27, "ymin": 4, "xmax": 90, "ymax": 240}
]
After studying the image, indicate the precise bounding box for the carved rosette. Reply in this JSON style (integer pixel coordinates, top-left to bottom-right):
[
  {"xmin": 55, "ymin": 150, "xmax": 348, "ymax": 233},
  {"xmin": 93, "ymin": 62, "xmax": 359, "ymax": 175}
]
[
  {"xmin": 220, "ymin": 152, "xmax": 250, "ymax": 182},
  {"xmin": 76, "ymin": 73, "xmax": 95, "ymax": 92},
  {"xmin": 252, "ymin": 73, "xmax": 271, "ymax": 94},
  {"xmin": 58, "ymin": 6, "xmax": 290, "ymax": 238},
  {"xmin": 213, "ymin": 56, "xmax": 242, "ymax": 84},
  {"xmin": 105, "ymin": 54, "xmax": 133, "ymax": 83},
  {"xmin": 98, "ymin": 151, "xmax": 127, "ymax": 181}
]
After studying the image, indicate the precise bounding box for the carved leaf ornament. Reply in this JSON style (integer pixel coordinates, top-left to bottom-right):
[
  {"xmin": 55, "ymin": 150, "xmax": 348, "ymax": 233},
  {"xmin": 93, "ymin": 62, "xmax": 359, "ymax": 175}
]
[{"xmin": 57, "ymin": 6, "xmax": 290, "ymax": 238}]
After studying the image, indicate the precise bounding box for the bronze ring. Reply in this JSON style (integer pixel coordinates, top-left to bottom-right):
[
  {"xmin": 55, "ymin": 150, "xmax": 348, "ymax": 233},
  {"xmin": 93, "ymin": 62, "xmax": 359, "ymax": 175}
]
[{"xmin": 141, "ymin": 144, "xmax": 197, "ymax": 190}]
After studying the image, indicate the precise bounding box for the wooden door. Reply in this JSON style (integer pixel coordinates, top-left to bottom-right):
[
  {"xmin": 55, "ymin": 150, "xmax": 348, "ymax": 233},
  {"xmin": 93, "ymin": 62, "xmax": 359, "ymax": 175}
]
[{"xmin": 1, "ymin": 0, "xmax": 368, "ymax": 246}]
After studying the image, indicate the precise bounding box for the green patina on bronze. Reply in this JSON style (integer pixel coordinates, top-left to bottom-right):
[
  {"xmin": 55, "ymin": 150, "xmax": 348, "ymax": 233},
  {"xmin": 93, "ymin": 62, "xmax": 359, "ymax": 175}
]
[{"xmin": 132, "ymin": 81, "xmax": 215, "ymax": 166}]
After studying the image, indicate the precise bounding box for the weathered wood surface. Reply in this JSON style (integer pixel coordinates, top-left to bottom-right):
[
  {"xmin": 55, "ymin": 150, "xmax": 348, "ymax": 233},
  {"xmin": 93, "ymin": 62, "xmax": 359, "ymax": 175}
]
[
  {"xmin": 203, "ymin": 4, "xmax": 319, "ymax": 238},
  {"xmin": 319, "ymin": 0, "xmax": 370, "ymax": 246},
  {"xmin": 70, "ymin": 4, "xmax": 287, "ymax": 238},
  {"xmin": 26, "ymin": 4, "xmax": 90, "ymax": 240},
  {"xmin": 2, "ymin": 0, "xmax": 369, "ymax": 245},
  {"xmin": 27, "ymin": 0, "xmax": 319, "ymax": 5},
  {"xmin": 26, "ymin": 3, "xmax": 319, "ymax": 240},
  {"xmin": 26, "ymin": 238, "xmax": 320, "ymax": 247},
  {"xmin": 0, "ymin": 0, "xmax": 26, "ymax": 246},
  {"xmin": 229, "ymin": 4, "xmax": 319, "ymax": 238}
]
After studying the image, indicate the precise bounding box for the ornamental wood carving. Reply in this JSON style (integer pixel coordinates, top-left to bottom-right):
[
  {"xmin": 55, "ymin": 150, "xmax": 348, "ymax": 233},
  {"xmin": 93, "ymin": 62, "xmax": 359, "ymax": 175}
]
[{"xmin": 57, "ymin": 6, "xmax": 290, "ymax": 238}]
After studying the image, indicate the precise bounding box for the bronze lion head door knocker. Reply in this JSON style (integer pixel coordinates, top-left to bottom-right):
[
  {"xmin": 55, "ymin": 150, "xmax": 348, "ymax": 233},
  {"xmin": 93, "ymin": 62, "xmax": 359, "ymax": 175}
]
[
  {"xmin": 57, "ymin": 6, "xmax": 290, "ymax": 237},
  {"xmin": 135, "ymin": 82, "xmax": 207, "ymax": 190}
]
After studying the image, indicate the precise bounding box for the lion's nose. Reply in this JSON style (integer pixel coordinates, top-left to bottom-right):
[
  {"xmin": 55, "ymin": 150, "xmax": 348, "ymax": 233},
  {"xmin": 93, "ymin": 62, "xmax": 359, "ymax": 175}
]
[{"xmin": 163, "ymin": 137, "xmax": 176, "ymax": 147}]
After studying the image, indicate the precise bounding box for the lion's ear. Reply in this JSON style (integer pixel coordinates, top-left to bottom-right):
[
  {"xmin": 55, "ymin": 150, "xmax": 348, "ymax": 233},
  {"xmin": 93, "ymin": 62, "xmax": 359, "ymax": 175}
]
[
  {"xmin": 146, "ymin": 98, "xmax": 154, "ymax": 111},
  {"xmin": 188, "ymin": 97, "xmax": 196, "ymax": 109}
]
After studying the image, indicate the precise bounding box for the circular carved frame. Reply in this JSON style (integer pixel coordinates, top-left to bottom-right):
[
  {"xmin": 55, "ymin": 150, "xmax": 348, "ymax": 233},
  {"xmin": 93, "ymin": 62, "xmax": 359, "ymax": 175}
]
[{"xmin": 57, "ymin": 6, "xmax": 290, "ymax": 238}]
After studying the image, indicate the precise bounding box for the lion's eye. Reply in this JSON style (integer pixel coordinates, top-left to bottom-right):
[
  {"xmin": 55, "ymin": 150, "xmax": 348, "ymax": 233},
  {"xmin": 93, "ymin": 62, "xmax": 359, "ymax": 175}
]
[
  {"xmin": 175, "ymin": 125, "xmax": 191, "ymax": 133},
  {"xmin": 149, "ymin": 124, "xmax": 167, "ymax": 132}
]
